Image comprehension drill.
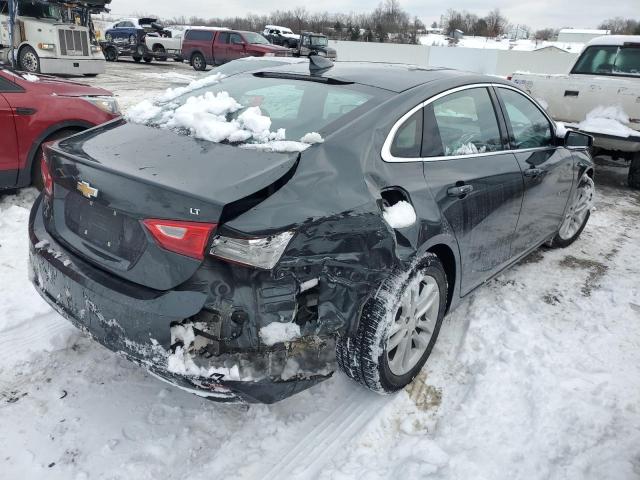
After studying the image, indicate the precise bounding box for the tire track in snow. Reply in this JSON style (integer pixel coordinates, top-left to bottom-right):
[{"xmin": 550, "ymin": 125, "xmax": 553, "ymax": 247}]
[{"xmin": 262, "ymin": 384, "xmax": 389, "ymax": 480}]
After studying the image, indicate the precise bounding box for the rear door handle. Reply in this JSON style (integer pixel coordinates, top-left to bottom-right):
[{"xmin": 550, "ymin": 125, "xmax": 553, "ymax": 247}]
[
  {"xmin": 447, "ymin": 184, "xmax": 474, "ymax": 197},
  {"xmin": 16, "ymin": 107, "xmax": 37, "ymax": 116},
  {"xmin": 524, "ymin": 168, "xmax": 543, "ymax": 177}
]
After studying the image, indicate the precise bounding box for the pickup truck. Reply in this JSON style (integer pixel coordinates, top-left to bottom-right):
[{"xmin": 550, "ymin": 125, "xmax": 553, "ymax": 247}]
[
  {"xmin": 182, "ymin": 29, "xmax": 290, "ymax": 71},
  {"xmin": 263, "ymin": 25, "xmax": 299, "ymax": 48},
  {"xmin": 144, "ymin": 28, "xmax": 185, "ymax": 62},
  {"xmin": 512, "ymin": 35, "xmax": 640, "ymax": 188}
]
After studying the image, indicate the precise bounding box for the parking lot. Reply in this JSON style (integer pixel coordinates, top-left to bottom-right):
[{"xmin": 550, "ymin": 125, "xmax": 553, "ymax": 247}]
[{"xmin": 1, "ymin": 61, "xmax": 639, "ymax": 479}]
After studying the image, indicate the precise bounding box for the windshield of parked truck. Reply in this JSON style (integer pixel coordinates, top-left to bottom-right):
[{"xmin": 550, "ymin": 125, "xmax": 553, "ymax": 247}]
[
  {"xmin": 573, "ymin": 45, "xmax": 640, "ymax": 77},
  {"xmin": 310, "ymin": 35, "xmax": 328, "ymax": 47},
  {"xmin": 244, "ymin": 32, "xmax": 270, "ymax": 45},
  {"xmin": 18, "ymin": 2, "xmax": 64, "ymax": 21}
]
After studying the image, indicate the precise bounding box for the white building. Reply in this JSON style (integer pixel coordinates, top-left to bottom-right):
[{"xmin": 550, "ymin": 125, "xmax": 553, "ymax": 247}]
[{"xmin": 557, "ymin": 28, "xmax": 610, "ymax": 43}]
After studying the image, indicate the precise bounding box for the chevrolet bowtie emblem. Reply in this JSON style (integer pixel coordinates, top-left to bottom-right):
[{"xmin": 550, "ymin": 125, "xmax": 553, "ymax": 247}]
[{"xmin": 77, "ymin": 181, "xmax": 98, "ymax": 199}]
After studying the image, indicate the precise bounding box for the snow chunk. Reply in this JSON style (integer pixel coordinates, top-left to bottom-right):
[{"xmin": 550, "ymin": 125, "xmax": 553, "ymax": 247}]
[
  {"xmin": 22, "ymin": 73, "xmax": 39, "ymax": 82},
  {"xmin": 555, "ymin": 121, "xmax": 568, "ymax": 138},
  {"xmin": 578, "ymin": 106, "xmax": 638, "ymax": 138},
  {"xmin": 383, "ymin": 201, "xmax": 417, "ymax": 229},
  {"xmin": 157, "ymin": 72, "xmax": 225, "ymax": 102},
  {"xmin": 126, "ymin": 100, "xmax": 163, "ymax": 124},
  {"xmin": 447, "ymin": 142, "xmax": 486, "ymax": 156},
  {"xmin": 300, "ymin": 132, "xmax": 324, "ymax": 144},
  {"xmin": 259, "ymin": 322, "xmax": 301, "ymax": 346}
]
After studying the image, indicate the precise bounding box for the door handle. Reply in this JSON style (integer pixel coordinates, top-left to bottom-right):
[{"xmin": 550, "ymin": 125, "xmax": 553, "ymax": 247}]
[
  {"xmin": 16, "ymin": 107, "xmax": 37, "ymax": 116},
  {"xmin": 523, "ymin": 168, "xmax": 543, "ymax": 178},
  {"xmin": 447, "ymin": 184, "xmax": 474, "ymax": 197}
]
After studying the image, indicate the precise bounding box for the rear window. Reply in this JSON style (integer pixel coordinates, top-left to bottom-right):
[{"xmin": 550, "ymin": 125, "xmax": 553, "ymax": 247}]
[
  {"xmin": 130, "ymin": 74, "xmax": 387, "ymax": 149},
  {"xmin": 573, "ymin": 45, "xmax": 640, "ymax": 77},
  {"xmin": 185, "ymin": 30, "xmax": 214, "ymax": 42}
]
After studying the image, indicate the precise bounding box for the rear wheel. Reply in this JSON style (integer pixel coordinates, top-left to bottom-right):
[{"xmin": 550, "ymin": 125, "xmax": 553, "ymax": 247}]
[
  {"xmin": 104, "ymin": 46, "xmax": 118, "ymax": 62},
  {"xmin": 18, "ymin": 46, "xmax": 40, "ymax": 73},
  {"xmin": 153, "ymin": 45, "xmax": 167, "ymax": 61},
  {"xmin": 336, "ymin": 254, "xmax": 447, "ymax": 393},
  {"xmin": 191, "ymin": 52, "xmax": 206, "ymax": 71},
  {"xmin": 105, "ymin": 33, "xmax": 113, "ymax": 42},
  {"xmin": 550, "ymin": 173, "xmax": 595, "ymax": 248},
  {"xmin": 133, "ymin": 56, "xmax": 142, "ymax": 63},
  {"xmin": 32, "ymin": 129, "xmax": 82, "ymax": 190},
  {"xmin": 129, "ymin": 34, "xmax": 137, "ymax": 44},
  {"xmin": 143, "ymin": 56, "xmax": 153, "ymax": 63},
  {"xmin": 628, "ymin": 153, "xmax": 640, "ymax": 190}
]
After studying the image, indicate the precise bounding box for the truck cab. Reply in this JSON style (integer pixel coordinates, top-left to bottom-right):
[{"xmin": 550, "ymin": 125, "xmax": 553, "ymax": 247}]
[
  {"xmin": 0, "ymin": 0, "xmax": 106, "ymax": 76},
  {"xmin": 295, "ymin": 32, "xmax": 337, "ymax": 60}
]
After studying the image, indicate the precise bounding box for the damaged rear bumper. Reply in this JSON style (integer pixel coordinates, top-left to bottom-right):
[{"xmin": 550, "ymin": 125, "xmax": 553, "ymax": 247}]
[{"xmin": 28, "ymin": 196, "xmax": 333, "ymax": 404}]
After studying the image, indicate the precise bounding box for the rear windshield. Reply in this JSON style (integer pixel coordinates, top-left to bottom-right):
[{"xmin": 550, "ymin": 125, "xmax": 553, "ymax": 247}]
[
  {"xmin": 129, "ymin": 73, "xmax": 387, "ymax": 150},
  {"xmin": 572, "ymin": 45, "xmax": 640, "ymax": 77},
  {"xmin": 185, "ymin": 30, "xmax": 214, "ymax": 41}
]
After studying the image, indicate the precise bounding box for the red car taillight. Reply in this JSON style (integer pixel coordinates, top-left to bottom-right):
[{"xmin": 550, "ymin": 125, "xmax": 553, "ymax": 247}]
[
  {"xmin": 40, "ymin": 148, "xmax": 54, "ymax": 197},
  {"xmin": 143, "ymin": 219, "xmax": 216, "ymax": 260}
]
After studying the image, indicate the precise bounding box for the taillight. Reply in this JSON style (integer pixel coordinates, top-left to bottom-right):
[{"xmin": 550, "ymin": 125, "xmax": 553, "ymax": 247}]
[
  {"xmin": 143, "ymin": 219, "xmax": 216, "ymax": 260},
  {"xmin": 40, "ymin": 147, "xmax": 54, "ymax": 196}
]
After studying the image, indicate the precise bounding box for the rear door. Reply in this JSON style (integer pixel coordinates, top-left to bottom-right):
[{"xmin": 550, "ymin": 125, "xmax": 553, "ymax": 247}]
[
  {"xmin": 215, "ymin": 31, "xmax": 230, "ymax": 64},
  {"xmin": 417, "ymin": 86, "xmax": 524, "ymax": 294},
  {"xmin": 494, "ymin": 86, "xmax": 574, "ymax": 256},
  {"xmin": 0, "ymin": 76, "xmax": 21, "ymax": 186}
]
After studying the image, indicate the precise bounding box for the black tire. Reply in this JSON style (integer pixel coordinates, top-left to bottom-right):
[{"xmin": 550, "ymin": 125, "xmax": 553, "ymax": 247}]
[
  {"xmin": 143, "ymin": 56, "xmax": 153, "ymax": 63},
  {"xmin": 129, "ymin": 34, "xmax": 137, "ymax": 44},
  {"xmin": 104, "ymin": 47, "xmax": 118, "ymax": 62},
  {"xmin": 173, "ymin": 56, "xmax": 184, "ymax": 62},
  {"xmin": 628, "ymin": 153, "xmax": 640, "ymax": 190},
  {"xmin": 191, "ymin": 52, "xmax": 206, "ymax": 71},
  {"xmin": 133, "ymin": 56, "xmax": 142, "ymax": 63},
  {"xmin": 105, "ymin": 33, "xmax": 113, "ymax": 43},
  {"xmin": 152, "ymin": 45, "xmax": 167, "ymax": 61},
  {"xmin": 550, "ymin": 174, "xmax": 594, "ymax": 248},
  {"xmin": 336, "ymin": 253, "xmax": 448, "ymax": 394},
  {"xmin": 32, "ymin": 129, "xmax": 82, "ymax": 190},
  {"xmin": 283, "ymin": 40, "xmax": 290, "ymax": 48},
  {"xmin": 18, "ymin": 45, "xmax": 40, "ymax": 73}
]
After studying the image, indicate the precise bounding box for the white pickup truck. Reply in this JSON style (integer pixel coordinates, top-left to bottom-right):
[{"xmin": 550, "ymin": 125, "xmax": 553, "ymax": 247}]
[
  {"xmin": 512, "ymin": 36, "xmax": 640, "ymax": 188},
  {"xmin": 144, "ymin": 27, "xmax": 184, "ymax": 61}
]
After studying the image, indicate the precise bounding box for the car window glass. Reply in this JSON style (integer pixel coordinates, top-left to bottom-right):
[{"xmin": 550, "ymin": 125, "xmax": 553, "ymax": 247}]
[
  {"xmin": 322, "ymin": 90, "xmax": 370, "ymax": 122},
  {"xmin": 390, "ymin": 109, "xmax": 423, "ymax": 158},
  {"xmin": 498, "ymin": 88, "xmax": 552, "ymax": 149},
  {"xmin": 218, "ymin": 32, "xmax": 230, "ymax": 44},
  {"xmin": 239, "ymin": 84, "xmax": 305, "ymax": 120},
  {"xmin": 230, "ymin": 33, "xmax": 243, "ymax": 45},
  {"xmin": 431, "ymin": 88, "xmax": 502, "ymax": 156}
]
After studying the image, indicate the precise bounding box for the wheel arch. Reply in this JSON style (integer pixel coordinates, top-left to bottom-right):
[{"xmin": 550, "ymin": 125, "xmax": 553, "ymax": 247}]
[
  {"xmin": 17, "ymin": 120, "xmax": 94, "ymax": 188},
  {"xmin": 426, "ymin": 243, "xmax": 457, "ymax": 313}
]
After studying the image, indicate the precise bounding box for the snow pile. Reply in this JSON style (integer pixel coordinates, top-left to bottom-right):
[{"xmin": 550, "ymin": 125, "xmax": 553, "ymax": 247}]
[
  {"xmin": 166, "ymin": 323, "xmax": 240, "ymax": 380},
  {"xmin": 22, "ymin": 73, "xmax": 39, "ymax": 82},
  {"xmin": 126, "ymin": 75, "xmax": 324, "ymax": 152},
  {"xmin": 259, "ymin": 321, "xmax": 301, "ymax": 346},
  {"xmin": 578, "ymin": 105, "xmax": 638, "ymax": 138},
  {"xmin": 382, "ymin": 201, "xmax": 417, "ymax": 229},
  {"xmin": 555, "ymin": 121, "xmax": 568, "ymax": 137}
]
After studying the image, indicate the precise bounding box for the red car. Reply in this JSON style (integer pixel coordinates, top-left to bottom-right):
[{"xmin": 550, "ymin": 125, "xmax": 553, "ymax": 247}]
[
  {"xmin": 0, "ymin": 66, "xmax": 120, "ymax": 191},
  {"xmin": 182, "ymin": 29, "xmax": 290, "ymax": 71}
]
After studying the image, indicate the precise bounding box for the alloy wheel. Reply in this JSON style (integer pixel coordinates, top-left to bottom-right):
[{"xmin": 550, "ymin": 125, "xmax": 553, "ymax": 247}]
[
  {"xmin": 386, "ymin": 273, "xmax": 440, "ymax": 376},
  {"xmin": 558, "ymin": 175, "xmax": 594, "ymax": 240}
]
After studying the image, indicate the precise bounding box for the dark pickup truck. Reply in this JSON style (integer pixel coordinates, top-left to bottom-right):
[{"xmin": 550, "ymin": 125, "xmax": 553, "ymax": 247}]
[{"xmin": 182, "ymin": 29, "xmax": 291, "ymax": 71}]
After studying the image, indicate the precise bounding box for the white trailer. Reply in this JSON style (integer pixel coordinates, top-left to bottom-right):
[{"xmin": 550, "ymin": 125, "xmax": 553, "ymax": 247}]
[{"xmin": 0, "ymin": 0, "xmax": 107, "ymax": 75}]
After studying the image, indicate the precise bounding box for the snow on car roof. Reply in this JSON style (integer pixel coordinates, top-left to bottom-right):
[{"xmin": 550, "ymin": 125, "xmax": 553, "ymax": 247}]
[{"xmin": 586, "ymin": 35, "xmax": 640, "ymax": 47}]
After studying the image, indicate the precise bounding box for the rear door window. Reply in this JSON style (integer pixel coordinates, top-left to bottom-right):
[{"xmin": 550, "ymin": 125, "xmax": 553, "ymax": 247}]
[
  {"xmin": 497, "ymin": 88, "xmax": 553, "ymax": 149},
  {"xmin": 431, "ymin": 87, "xmax": 502, "ymax": 156},
  {"xmin": 229, "ymin": 33, "xmax": 243, "ymax": 45},
  {"xmin": 218, "ymin": 32, "xmax": 230, "ymax": 44}
]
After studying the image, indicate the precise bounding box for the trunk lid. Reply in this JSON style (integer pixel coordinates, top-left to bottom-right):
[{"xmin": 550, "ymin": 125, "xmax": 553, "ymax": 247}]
[{"xmin": 46, "ymin": 122, "xmax": 299, "ymax": 290}]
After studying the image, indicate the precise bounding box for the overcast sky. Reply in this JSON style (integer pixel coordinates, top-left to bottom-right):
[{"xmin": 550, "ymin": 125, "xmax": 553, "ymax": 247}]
[{"xmin": 109, "ymin": 0, "xmax": 637, "ymax": 31}]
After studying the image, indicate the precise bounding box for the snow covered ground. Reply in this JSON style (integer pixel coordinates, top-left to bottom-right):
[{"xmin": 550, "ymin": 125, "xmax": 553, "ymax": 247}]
[
  {"xmin": 419, "ymin": 34, "xmax": 586, "ymax": 53},
  {"xmin": 1, "ymin": 63, "xmax": 640, "ymax": 479}
]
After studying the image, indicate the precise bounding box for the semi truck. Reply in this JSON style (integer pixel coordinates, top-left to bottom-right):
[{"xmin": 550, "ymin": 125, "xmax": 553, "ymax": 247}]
[{"xmin": 0, "ymin": 0, "xmax": 108, "ymax": 76}]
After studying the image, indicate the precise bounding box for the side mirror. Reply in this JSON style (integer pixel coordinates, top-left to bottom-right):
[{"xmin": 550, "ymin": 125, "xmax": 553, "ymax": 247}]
[{"xmin": 565, "ymin": 130, "xmax": 593, "ymax": 150}]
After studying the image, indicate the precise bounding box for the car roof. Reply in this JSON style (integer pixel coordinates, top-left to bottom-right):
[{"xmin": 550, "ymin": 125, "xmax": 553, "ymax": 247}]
[{"xmin": 250, "ymin": 61, "xmax": 492, "ymax": 93}]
